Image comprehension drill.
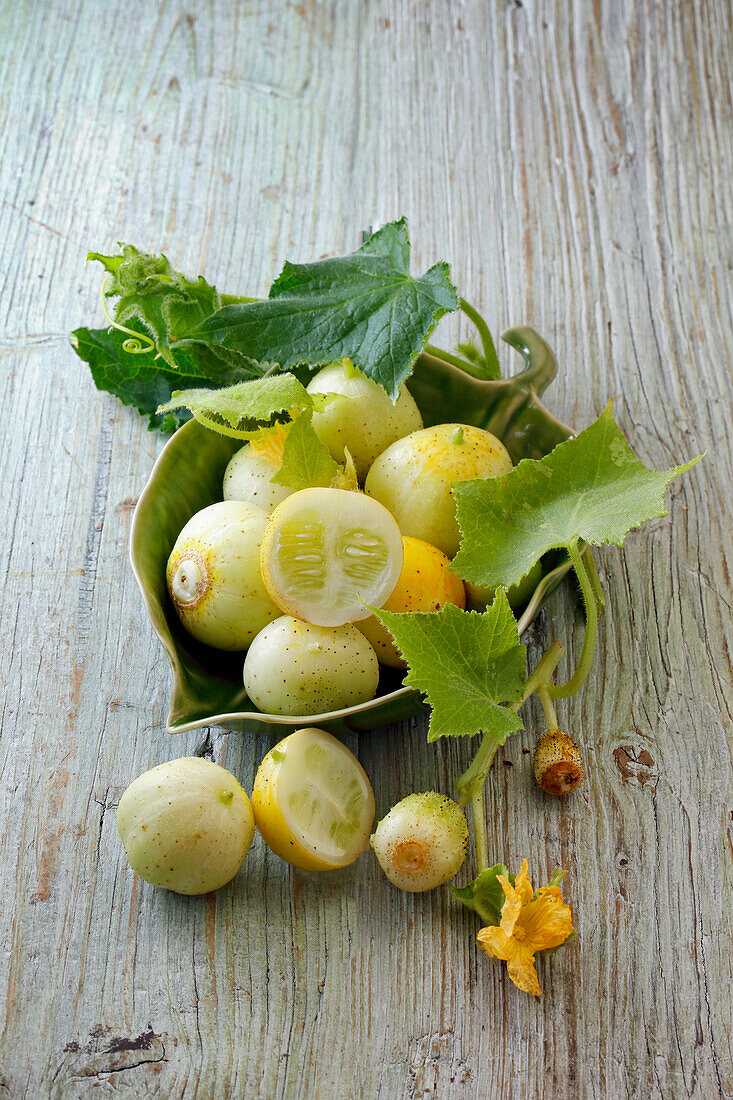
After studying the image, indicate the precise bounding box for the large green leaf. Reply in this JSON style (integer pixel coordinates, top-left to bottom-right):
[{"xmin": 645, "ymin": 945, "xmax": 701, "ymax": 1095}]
[
  {"xmin": 185, "ymin": 220, "xmax": 459, "ymax": 399},
  {"xmin": 452, "ymin": 402, "xmax": 702, "ymax": 589}
]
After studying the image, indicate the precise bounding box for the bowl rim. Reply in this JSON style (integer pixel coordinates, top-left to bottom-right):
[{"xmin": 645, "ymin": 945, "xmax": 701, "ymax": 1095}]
[{"xmin": 129, "ymin": 351, "xmax": 575, "ymax": 734}]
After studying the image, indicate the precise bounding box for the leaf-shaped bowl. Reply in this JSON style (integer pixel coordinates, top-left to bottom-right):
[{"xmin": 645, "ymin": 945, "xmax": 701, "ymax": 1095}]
[{"xmin": 130, "ymin": 327, "xmax": 574, "ymax": 734}]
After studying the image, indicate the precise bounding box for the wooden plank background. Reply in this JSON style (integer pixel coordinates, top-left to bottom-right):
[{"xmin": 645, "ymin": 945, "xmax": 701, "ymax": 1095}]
[{"xmin": 0, "ymin": 1, "xmax": 731, "ymax": 1096}]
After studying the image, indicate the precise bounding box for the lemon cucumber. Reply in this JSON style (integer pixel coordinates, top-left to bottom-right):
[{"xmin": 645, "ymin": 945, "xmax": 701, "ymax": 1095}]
[
  {"xmin": 306, "ymin": 359, "xmax": 423, "ymax": 481},
  {"xmin": 365, "ymin": 423, "xmax": 512, "ymax": 558},
  {"xmin": 243, "ymin": 617, "xmax": 379, "ymax": 716},
  {"xmin": 166, "ymin": 500, "xmax": 280, "ymax": 650},
  {"xmin": 260, "ymin": 487, "xmax": 403, "ymax": 627},
  {"xmin": 116, "ymin": 757, "xmax": 255, "ymax": 895},
  {"xmin": 252, "ymin": 728, "xmax": 375, "ymax": 871}
]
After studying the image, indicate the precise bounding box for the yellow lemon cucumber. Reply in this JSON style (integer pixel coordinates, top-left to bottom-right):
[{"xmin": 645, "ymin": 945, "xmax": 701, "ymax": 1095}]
[{"xmin": 364, "ymin": 423, "xmax": 512, "ymax": 558}]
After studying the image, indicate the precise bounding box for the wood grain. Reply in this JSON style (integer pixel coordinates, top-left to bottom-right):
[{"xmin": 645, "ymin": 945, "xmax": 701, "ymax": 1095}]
[{"xmin": 0, "ymin": 1, "xmax": 731, "ymax": 1096}]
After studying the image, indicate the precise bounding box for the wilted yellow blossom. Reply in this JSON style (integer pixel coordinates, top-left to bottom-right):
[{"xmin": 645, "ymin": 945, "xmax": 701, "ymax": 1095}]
[{"xmin": 249, "ymin": 422, "xmax": 290, "ymax": 466}]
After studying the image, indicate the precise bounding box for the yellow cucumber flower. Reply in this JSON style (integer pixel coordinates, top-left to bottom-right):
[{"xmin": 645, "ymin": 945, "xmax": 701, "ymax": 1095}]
[{"xmin": 477, "ymin": 860, "xmax": 573, "ymax": 996}]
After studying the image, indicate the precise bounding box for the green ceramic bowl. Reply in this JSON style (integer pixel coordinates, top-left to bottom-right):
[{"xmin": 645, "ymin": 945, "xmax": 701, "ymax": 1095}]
[{"xmin": 130, "ymin": 327, "xmax": 574, "ymax": 735}]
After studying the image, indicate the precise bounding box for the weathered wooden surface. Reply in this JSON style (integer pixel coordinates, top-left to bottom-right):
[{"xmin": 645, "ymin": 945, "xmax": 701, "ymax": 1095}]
[{"xmin": 0, "ymin": 1, "xmax": 731, "ymax": 1096}]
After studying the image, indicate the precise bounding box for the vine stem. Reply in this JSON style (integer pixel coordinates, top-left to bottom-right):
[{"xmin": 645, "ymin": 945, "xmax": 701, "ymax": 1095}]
[
  {"xmin": 537, "ymin": 684, "xmax": 560, "ymax": 731},
  {"xmin": 424, "ymin": 343, "xmax": 489, "ymax": 379},
  {"xmin": 549, "ymin": 540, "xmax": 600, "ymax": 699},
  {"xmin": 458, "ymin": 298, "xmax": 501, "ymax": 381},
  {"xmin": 584, "ymin": 549, "xmax": 606, "ymax": 616},
  {"xmin": 455, "ymin": 734, "xmax": 500, "ymax": 809},
  {"xmin": 520, "ymin": 641, "xmax": 564, "ymax": 702},
  {"xmin": 471, "ymin": 788, "xmax": 490, "ymax": 872},
  {"xmin": 455, "ymin": 639, "xmax": 565, "ymax": 849}
]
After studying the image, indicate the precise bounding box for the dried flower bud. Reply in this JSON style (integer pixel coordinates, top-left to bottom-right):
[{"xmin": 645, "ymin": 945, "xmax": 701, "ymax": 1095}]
[{"xmin": 533, "ymin": 730, "xmax": 583, "ymax": 796}]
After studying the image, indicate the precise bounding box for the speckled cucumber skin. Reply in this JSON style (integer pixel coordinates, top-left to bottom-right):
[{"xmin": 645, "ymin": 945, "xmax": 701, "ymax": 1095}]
[
  {"xmin": 223, "ymin": 447, "xmax": 294, "ymax": 513},
  {"xmin": 166, "ymin": 500, "xmax": 280, "ymax": 651},
  {"xmin": 370, "ymin": 791, "xmax": 469, "ymax": 892},
  {"xmin": 243, "ymin": 616, "xmax": 379, "ymax": 716},
  {"xmin": 307, "ymin": 362, "xmax": 423, "ymax": 481},
  {"xmin": 364, "ymin": 423, "xmax": 512, "ymax": 558},
  {"xmin": 116, "ymin": 758, "xmax": 255, "ymax": 895},
  {"xmin": 533, "ymin": 730, "xmax": 584, "ymax": 795}
]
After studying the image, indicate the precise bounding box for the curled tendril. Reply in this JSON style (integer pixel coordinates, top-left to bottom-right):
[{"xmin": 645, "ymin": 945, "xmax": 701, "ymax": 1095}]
[{"xmin": 99, "ymin": 278, "xmax": 156, "ymax": 355}]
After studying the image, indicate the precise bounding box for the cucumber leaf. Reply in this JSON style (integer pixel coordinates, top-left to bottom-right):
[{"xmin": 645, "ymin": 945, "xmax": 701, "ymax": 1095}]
[
  {"xmin": 271, "ymin": 413, "xmax": 339, "ymax": 490},
  {"xmin": 156, "ymin": 373, "xmax": 316, "ymax": 440},
  {"xmin": 450, "ymin": 864, "xmax": 511, "ymax": 926},
  {"xmin": 185, "ymin": 219, "xmax": 459, "ymax": 399},
  {"xmin": 372, "ymin": 593, "xmax": 526, "ymax": 744},
  {"xmin": 452, "ymin": 403, "xmax": 703, "ymax": 589},
  {"xmin": 70, "ymin": 325, "xmax": 252, "ymax": 431}
]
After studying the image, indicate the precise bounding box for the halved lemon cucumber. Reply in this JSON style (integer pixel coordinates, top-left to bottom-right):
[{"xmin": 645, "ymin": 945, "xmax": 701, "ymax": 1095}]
[
  {"xmin": 259, "ymin": 487, "xmax": 403, "ymax": 627},
  {"xmin": 252, "ymin": 728, "xmax": 375, "ymax": 871}
]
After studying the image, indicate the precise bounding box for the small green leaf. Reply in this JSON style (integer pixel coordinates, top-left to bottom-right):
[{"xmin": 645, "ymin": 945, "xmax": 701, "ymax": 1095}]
[
  {"xmin": 452, "ymin": 402, "xmax": 703, "ymax": 589},
  {"xmin": 74, "ymin": 247, "xmax": 266, "ymax": 431},
  {"xmin": 372, "ymin": 592, "xmax": 526, "ymax": 744},
  {"xmin": 188, "ymin": 219, "xmax": 460, "ymax": 399},
  {"xmin": 548, "ymin": 867, "xmax": 569, "ymax": 888},
  {"xmin": 156, "ymin": 374, "xmax": 314, "ymax": 439},
  {"xmin": 450, "ymin": 864, "xmax": 511, "ymax": 925},
  {"xmin": 271, "ymin": 413, "xmax": 339, "ymax": 490}
]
